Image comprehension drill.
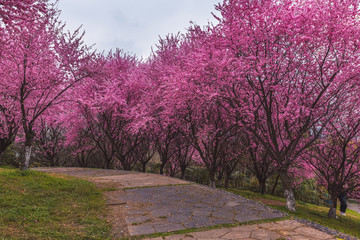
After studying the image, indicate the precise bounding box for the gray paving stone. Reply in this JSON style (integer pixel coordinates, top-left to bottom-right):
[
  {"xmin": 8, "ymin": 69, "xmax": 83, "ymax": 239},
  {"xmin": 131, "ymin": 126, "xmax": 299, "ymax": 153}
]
[
  {"xmin": 125, "ymin": 215, "xmax": 150, "ymax": 225},
  {"xmin": 121, "ymin": 184, "xmax": 285, "ymax": 236},
  {"xmin": 256, "ymin": 210, "xmax": 283, "ymax": 219},
  {"xmin": 126, "ymin": 210, "xmax": 146, "ymax": 216},
  {"xmin": 152, "ymin": 223, "xmax": 184, "ymax": 232},
  {"xmin": 128, "ymin": 224, "xmax": 156, "ymax": 236},
  {"xmin": 211, "ymin": 209, "xmax": 235, "ymax": 219},
  {"xmin": 192, "ymin": 209, "xmax": 212, "ymax": 216},
  {"xmin": 183, "ymin": 221, "xmax": 197, "ymax": 228},
  {"xmin": 152, "ymin": 208, "xmax": 171, "ymax": 218},
  {"xmin": 167, "ymin": 214, "xmax": 191, "ymax": 223},
  {"xmin": 190, "ymin": 215, "xmax": 211, "ymax": 227},
  {"xmin": 211, "ymin": 218, "xmax": 236, "ymax": 225},
  {"xmin": 234, "ymin": 214, "xmax": 262, "ymax": 222}
]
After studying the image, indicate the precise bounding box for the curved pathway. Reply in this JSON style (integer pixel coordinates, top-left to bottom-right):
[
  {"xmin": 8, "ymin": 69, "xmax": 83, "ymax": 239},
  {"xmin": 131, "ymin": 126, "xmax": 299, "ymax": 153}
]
[{"xmin": 35, "ymin": 167, "xmax": 338, "ymax": 239}]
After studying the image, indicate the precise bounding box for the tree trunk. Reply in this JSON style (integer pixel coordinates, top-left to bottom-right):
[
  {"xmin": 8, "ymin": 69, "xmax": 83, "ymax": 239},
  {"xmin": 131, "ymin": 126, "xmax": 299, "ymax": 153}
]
[
  {"xmin": 77, "ymin": 154, "xmax": 87, "ymax": 167},
  {"xmin": 160, "ymin": 160, "xmax": 166, "ymax": 175},
  {"xmin": 180, "ymin": 167, "xmax": 186, "ymax": 179},
  {"xmin": 279, "ymin": 171, "xmax": 296, "ymax": 211},
  {"xmin": 22, "ymin": 145, "xmax": 32, "ymax": 170},
  {"xmin": 224, "ymin": 175, "xmax": 230, "ymax": 189},
  {"xmin": 141, "ymin": 162, "xmax": 147, "ymax": 173},
  {"xmin": 121, "ymin": 160, "xmax": 131, "ymax": 171},
  {"xmin": 259, "ymin": 179, "xmax": 266, "ymax": 195},
  {"xmin": 271, "ymin": 174, "xmax": 280, "ymax": 195},
  {"xmin": 209, "ymin": 171, "xmax": 216, "ymax": 188},
  {"xmin": 21, "ymin": 131, "xmax": 35, "ymax": 171},
  {"xmin": 224, "ymin": 168, "xmax": 231, "ymax": 189},
  {"xmin": 217, "ymin": 169, "xmax": 223, "ymax": 181},
  {"xmin": 105, "ymin": 158, "xmax": 112, "ymax": 169},
  {"xmin": 328, "ymin": 196, "xmax": 338, "ymax": 218}
]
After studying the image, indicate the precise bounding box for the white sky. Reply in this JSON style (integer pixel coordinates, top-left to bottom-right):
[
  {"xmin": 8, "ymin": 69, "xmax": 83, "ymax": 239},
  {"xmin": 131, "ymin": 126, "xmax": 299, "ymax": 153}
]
[{"xmin": 57, "ymin": 0, "xmax": 221, "ymax": 59}]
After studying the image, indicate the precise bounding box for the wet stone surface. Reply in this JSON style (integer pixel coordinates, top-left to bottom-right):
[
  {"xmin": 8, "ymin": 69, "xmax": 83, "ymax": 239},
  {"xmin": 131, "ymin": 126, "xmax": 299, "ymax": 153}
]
[{"xmin": 118, "ymin": 184, "xmax": 285, "ymax": 236}]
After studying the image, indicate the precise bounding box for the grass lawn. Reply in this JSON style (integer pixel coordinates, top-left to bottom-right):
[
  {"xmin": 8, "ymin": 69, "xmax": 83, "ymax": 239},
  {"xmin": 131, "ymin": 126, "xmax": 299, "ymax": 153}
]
[
  {"xmin": 227, "ymin": 189, "xmax": 360, "ymax": 239},
  {"xmin": 0, "ymin": 166, "xmax": 112, "ymax": 240}
]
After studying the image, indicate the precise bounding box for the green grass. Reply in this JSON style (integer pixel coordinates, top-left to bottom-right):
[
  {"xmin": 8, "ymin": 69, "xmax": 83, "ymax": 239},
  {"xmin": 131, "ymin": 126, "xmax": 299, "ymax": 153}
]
[
  {"xmin": 0, "ymin": 168, "xmax": 112, "ymax": 240},
  {"xmin": 0, "ymin": 165, "xmax": 17, "ymax": 170},
  {"xmin": 227, "ymin": 189, "xmax": 360, "ymax": 238}
]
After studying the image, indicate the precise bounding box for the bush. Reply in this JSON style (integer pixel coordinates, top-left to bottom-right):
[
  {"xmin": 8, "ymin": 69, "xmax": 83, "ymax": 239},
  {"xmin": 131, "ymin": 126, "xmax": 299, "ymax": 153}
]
[
  {"xmin": 294, "ymin": 178, "xmax": 329, "ymax": 206},
  {"xmin": 0, "ymin": 145, "xmax": 20, "ymax": 168},
  {"xmin": 184, "ymin": 166, "xmax": 209, "ymax": 185},
  {"xmin": 147, "ymin": 162, "xmax": 162, "ymax": 174}
]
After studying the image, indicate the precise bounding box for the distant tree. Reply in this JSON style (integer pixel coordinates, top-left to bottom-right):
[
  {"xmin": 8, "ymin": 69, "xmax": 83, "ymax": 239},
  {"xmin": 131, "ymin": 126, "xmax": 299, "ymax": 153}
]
[
  {"xmin": 68, "ymin": 128, "xmax": 96, "ymax": 168},
  {"xmin": 218, "ymin": 130, "xmax": 247, "ymax": 189},
  {"xmin": 0, "ymin": 103, "xmax": 19, "ymax": 158},
  {"xmin": 81, "ymin": 108, "xmax": 116, "ymax": 169},
  {"xmin": 133, "ymin": 134, "xmax": 156, "ymax": 173},
  {"xmin": 172, "ymin": 135, "xmax": 194, "ymax": 179},
  {"xmin": 33, "ymin": 118, "xmax": 67, "ymax": 167},
  {"xmin": 243, "ymin": 133, "xmax": 277, "ymax": 194}
]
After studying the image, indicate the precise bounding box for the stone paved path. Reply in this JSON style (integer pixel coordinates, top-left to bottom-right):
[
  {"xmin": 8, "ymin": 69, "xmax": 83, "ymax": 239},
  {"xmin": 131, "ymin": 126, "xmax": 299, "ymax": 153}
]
[{"xmin": 35, "ymin": 167, "xmax": 339, "ymax": 239}]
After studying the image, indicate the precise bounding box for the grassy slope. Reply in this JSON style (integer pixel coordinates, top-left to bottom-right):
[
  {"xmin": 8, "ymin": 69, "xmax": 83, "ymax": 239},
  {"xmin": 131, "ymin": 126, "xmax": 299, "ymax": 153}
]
[
  {"xmin": 227, "ymin": 189, "xmax": 360, "ymax": 238},
  {"xmin": 0, "ymin": 166, "xmax": 112, "ymax": 240}
]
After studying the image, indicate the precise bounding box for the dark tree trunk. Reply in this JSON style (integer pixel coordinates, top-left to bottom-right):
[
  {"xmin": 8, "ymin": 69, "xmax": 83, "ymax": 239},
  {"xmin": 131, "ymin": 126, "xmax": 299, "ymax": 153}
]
[
  {"xmin": 217, "ymin": 169, "xmax": 223, "ymax": 182},
  {"xmin": 141, "ymin": 162, "xmax": 147, "ymax": 173},
  {"xmin": 271, "ymin": 174, "xmax": 280, "ymax": 195},
  {"xmin": 259, "ymin": 178, "xmax": 266, "ymax": 195},
  {"xmin": 224, "ymin": 174, "xmax": 230, "ymax": 189},
  {"xmin": 160, "ymin": 160, "xmax": 166, "ymax": 175},
  {"xmin": 120, "ymin": 158, "xmax": 132, "ymax": 171},
  {"xmin": 180, "ymin": 167, "xmax": 186, "ymax": 179}
]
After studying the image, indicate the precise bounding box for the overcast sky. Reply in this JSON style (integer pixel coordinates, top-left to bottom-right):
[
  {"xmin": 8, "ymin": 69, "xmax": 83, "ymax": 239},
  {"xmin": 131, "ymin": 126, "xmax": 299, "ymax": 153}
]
[{"xmin": 57, "ymin": 0, "xmax": 220, "ymax": 59}]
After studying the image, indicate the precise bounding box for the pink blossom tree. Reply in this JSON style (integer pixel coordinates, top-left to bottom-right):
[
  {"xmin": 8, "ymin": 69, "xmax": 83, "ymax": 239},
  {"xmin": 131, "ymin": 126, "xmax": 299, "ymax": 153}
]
[
  {"xmin": 69, "ymin": 49, "xmax": 150, "ymax": 170},
  {"xmin": 0, "ymin": 0, "xmax": 47, "ymax": 23},
  {"xmin": 0, "ymin": 0, "xmax": 48, "ymax": 158},
  {"xmin": 0, "ymin": 3, "xmax": 94, "ymax": 170},
  {"xmin": 215, "ymin": 0, "xmax": 360, "ymax": 210},
  {"xmin": 132, "ymin": 134, "xmax": 156, "ymax": 173},
  {"xmin": 144, "ymin": 33, "xmax": 186, "ymax": 175},
  {"xmin": 67, "ymin": 126, "xmax": 96, "ymax": 168},
  {"xmin": 153, "ymin": 28, "xmax": 239, "ymax": 187}
]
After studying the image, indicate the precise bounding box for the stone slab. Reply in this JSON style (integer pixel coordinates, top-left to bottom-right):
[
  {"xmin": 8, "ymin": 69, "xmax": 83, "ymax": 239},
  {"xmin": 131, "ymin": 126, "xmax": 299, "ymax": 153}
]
[{"xmin": 118, "ymin": 184, "xmax": 285, "ymax": 235}]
